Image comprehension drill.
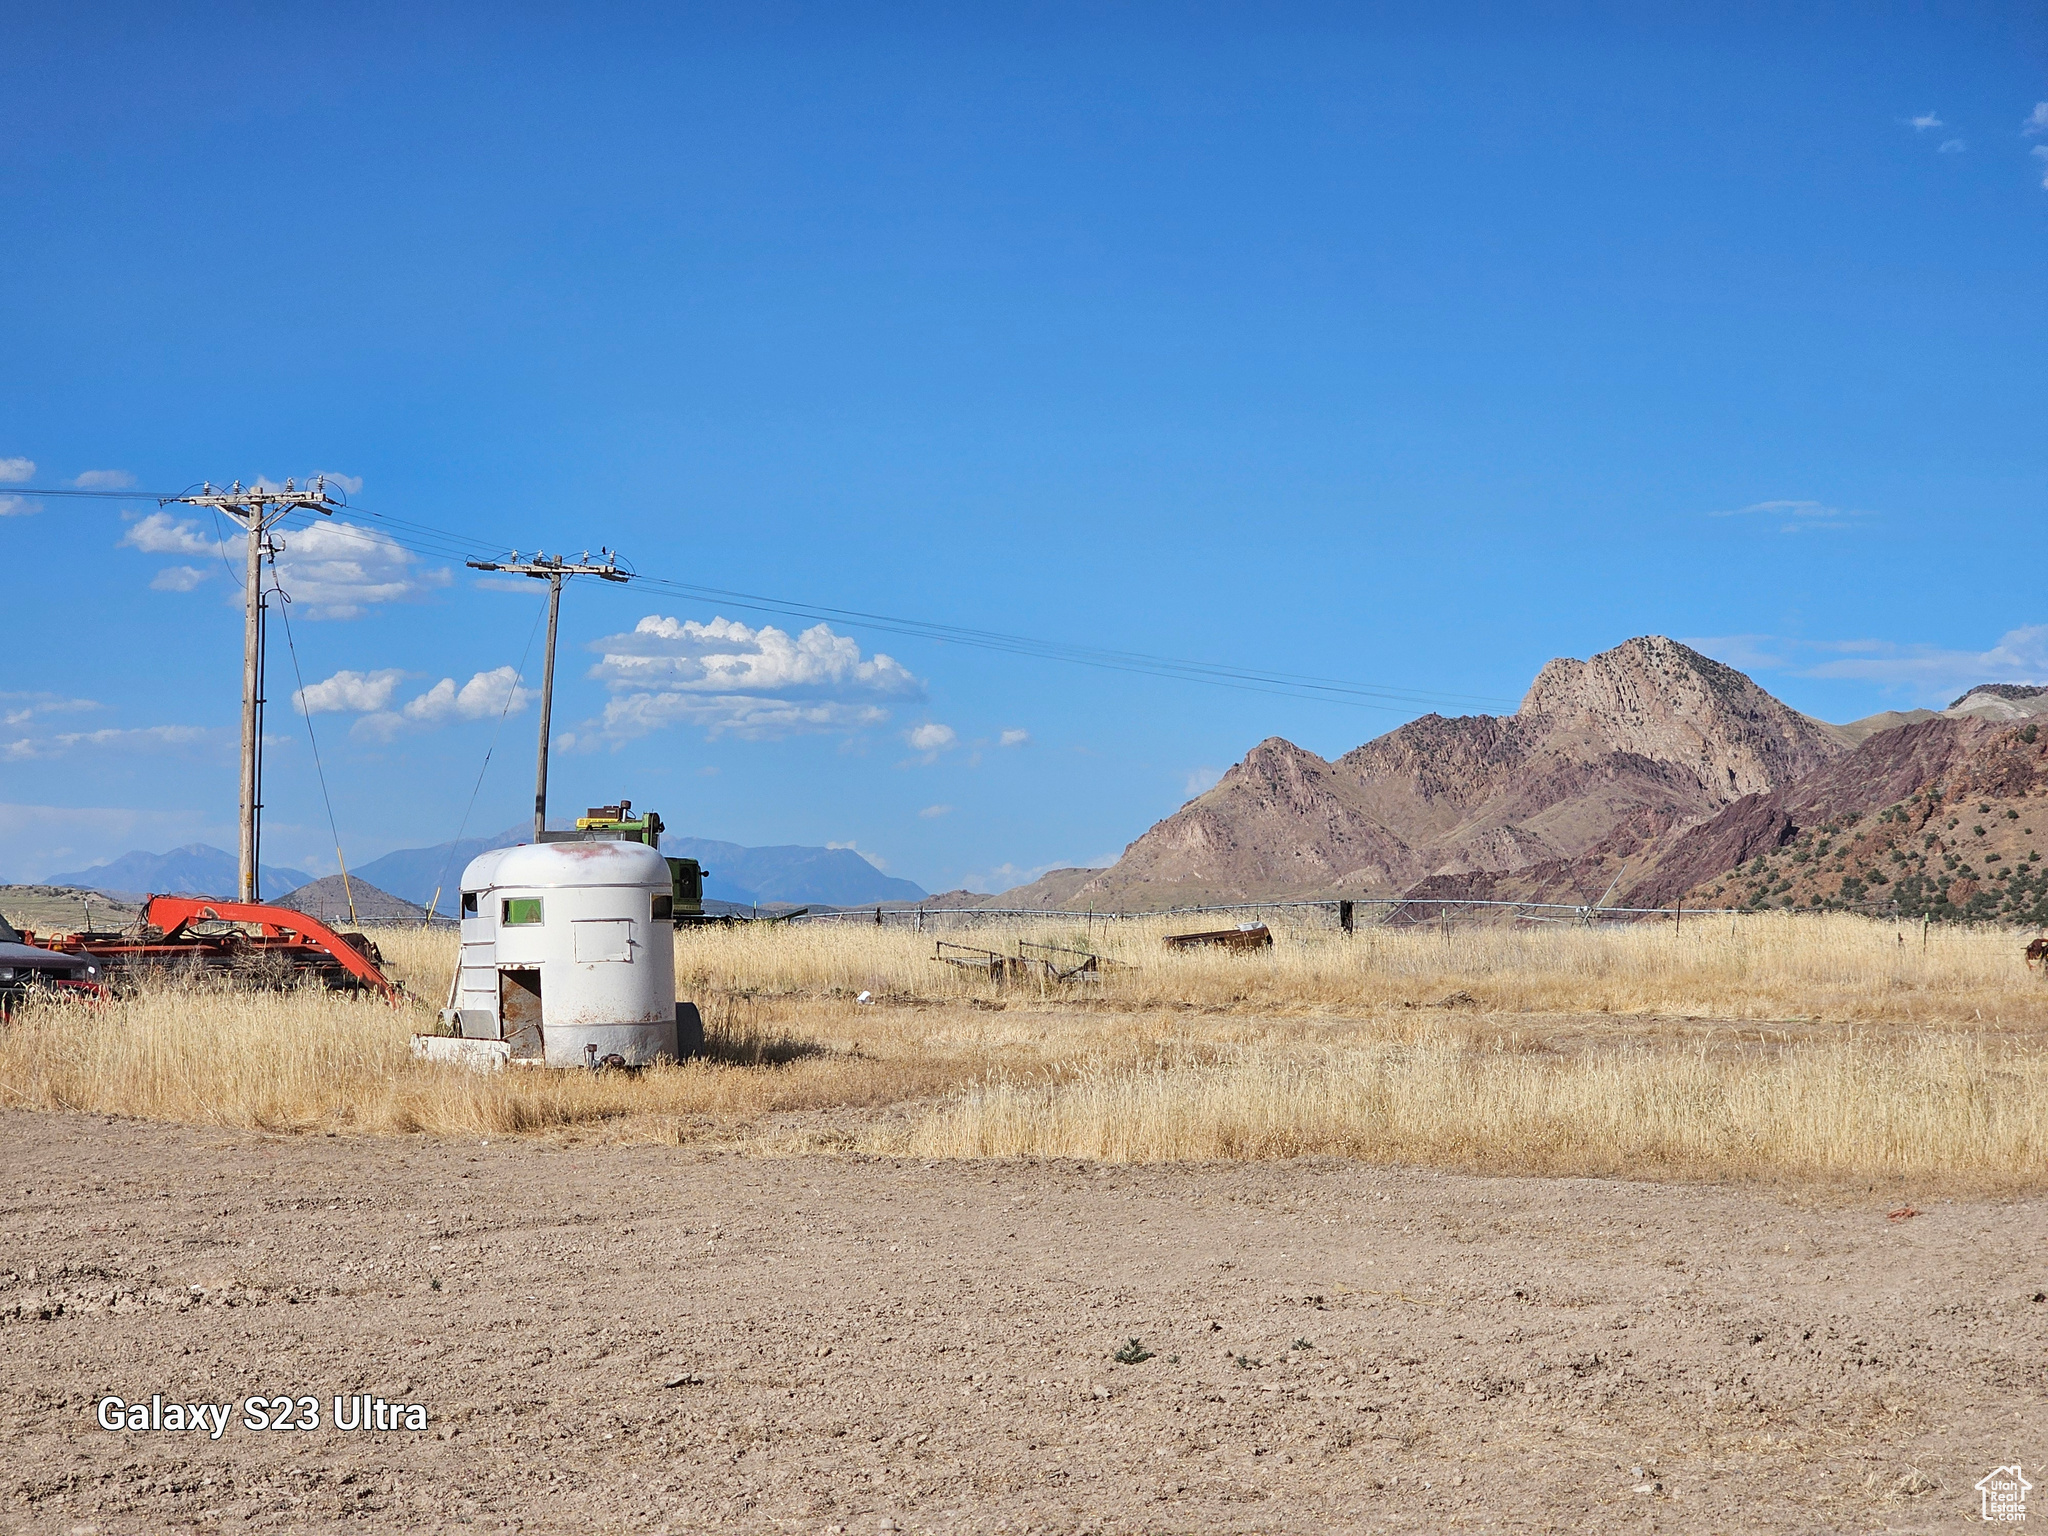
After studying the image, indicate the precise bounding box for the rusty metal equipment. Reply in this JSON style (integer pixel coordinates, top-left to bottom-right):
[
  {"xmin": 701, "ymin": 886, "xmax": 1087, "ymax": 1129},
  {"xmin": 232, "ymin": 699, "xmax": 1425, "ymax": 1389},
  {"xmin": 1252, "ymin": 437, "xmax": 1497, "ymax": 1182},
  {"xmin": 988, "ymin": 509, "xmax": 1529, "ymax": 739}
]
[
  {"xmin": 934, "ymin": 938, "xmax": 1112, "ymax": 985},
  {"xmin": 1164, "ymin": 923, "xmax": 1273, "ymax": 952},
  {"xmin": 1016, "ymin": 939, "xmax": 1103, "ymax": 981},
  {"xmin": 20, "ymin": 895, "xmax": 402, "ymax": 1004}
]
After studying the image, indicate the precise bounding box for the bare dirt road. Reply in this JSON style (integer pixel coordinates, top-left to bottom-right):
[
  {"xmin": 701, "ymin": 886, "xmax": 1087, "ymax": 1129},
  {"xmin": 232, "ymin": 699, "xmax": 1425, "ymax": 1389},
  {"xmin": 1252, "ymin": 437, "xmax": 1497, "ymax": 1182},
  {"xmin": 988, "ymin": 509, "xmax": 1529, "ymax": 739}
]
[{"xmin": 2, "ymin": 1109, "xmax": 2041, "ymax": 1533}]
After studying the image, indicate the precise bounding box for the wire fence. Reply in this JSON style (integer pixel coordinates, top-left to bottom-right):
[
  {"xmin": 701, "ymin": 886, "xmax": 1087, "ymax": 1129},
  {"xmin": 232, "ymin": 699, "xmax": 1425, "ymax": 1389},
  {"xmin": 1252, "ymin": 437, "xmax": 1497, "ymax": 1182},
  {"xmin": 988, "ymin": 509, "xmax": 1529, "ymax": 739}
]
[{"xmin": 785, "ymin": 894, "xmax": 1996, "ymax": 934}]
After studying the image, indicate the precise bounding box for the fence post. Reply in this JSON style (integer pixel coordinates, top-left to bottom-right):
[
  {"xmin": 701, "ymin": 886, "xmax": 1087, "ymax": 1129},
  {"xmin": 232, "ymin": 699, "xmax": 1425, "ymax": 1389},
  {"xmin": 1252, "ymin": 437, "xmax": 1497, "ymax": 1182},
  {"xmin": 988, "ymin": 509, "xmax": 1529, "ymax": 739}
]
[{"xmin": 1339, "ymin": 899, "xmax": 1354, "ymax": 935}]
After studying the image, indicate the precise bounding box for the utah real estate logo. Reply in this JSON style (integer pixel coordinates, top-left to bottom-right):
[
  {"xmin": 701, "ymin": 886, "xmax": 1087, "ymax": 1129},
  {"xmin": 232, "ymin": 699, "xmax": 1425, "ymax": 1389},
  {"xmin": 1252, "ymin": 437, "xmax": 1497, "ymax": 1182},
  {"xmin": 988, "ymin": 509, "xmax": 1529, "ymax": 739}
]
[{"xmin": 1977, "ymin": 1465, "xmax": 2031, "ymax": 1524}]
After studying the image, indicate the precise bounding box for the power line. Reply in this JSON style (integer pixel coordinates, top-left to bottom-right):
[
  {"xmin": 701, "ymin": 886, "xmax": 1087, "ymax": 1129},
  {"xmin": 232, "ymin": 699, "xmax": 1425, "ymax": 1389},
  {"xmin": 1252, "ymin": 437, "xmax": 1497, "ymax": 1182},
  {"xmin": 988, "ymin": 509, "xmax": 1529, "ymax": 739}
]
[
  {"xmin": 90, "ymin": 487, "xmax": 1517, "ymax": 711},
  {"xmin": 272, "ymin": 570, "xmax": 360, "ymax": 927}
]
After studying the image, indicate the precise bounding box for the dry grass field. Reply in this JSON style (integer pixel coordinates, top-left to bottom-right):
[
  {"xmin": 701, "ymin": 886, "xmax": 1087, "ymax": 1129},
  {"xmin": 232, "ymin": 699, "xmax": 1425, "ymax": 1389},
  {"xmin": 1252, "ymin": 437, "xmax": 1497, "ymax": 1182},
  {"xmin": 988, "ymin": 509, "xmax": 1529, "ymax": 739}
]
[{"xmin": 3, "ymin": 911, "xmax": 2045, "ymax": 1189}]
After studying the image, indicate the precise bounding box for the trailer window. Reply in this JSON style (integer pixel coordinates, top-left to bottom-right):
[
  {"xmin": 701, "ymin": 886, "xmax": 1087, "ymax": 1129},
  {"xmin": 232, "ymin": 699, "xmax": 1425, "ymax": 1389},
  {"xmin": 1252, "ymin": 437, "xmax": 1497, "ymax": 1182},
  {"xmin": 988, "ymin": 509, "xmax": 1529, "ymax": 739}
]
[
  {"xmin": 461, "ymin": 891, "xmax": 479, "ymax": 916},
  {"xmin": 651, "ymin": 893, "xmax": 673, "ymax": 920},
  {"xmin": 502, "ymin": 897, "xmax": 544, "ymax": 926}
]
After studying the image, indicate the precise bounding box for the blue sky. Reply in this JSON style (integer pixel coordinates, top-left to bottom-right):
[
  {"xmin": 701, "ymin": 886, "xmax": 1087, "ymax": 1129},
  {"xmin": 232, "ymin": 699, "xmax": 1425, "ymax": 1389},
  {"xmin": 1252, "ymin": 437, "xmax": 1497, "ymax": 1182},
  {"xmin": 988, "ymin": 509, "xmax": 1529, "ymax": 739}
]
[{"xmin": 4, "ymin": 4, "xmax": 2045, "ymax": 893}]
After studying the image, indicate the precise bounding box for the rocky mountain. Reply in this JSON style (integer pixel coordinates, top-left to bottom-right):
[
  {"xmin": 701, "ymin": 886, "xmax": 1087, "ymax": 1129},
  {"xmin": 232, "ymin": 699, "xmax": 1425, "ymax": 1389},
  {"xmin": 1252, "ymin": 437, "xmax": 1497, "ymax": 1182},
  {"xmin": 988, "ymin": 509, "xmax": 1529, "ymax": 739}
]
[{"xmin": 1048, "ymin": 637, "xmax": 1848, "ymax": 910}]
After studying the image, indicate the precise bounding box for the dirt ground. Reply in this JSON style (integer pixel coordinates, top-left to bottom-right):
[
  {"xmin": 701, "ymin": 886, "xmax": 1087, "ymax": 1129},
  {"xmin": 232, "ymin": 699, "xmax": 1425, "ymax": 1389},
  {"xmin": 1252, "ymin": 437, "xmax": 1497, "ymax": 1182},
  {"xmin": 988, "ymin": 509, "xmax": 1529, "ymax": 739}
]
[{"xmin": 2, "ymin": 1110, "xmax": 2041, "ymax": 1534}]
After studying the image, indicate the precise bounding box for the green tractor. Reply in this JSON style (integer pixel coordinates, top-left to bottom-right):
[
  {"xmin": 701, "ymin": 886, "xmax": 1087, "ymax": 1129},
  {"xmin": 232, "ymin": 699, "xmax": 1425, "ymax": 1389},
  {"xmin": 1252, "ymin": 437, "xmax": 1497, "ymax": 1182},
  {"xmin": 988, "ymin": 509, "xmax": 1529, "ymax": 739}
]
[{"xmin": 566, "ymin": 802, "xmax": 707, "ymax": 926}]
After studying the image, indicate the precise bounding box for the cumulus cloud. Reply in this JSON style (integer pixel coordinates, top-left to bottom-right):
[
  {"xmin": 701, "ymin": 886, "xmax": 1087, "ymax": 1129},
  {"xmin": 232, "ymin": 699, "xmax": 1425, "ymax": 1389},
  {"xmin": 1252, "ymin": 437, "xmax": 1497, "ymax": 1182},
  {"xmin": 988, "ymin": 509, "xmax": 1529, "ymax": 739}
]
[
  {"xmin": 1909, "ymin": 112, "xmax": 1943, "ymax": 131},
  {"xmin": 1184, "ymin": 766, "xmax": 1223, "ymax": 797},
  {"xmin": 1709, "ymin": 498, "xmax": 1873, "ymax": 532},
  {"xmin": 999, "ymin": 728, "xmax": 1030, "ymax": 747},
  {"xmin": 2035, "ymin": 145, "xmax": 2048, "ymax": 189},
  {"xmin": 353, "ymin": 667, "xmax": 532, "ymax": 739},
  {"xmin": 2025, "ymin": 103, "xmax": 2048, "ymax": 135},
  {"xmin": 598, "ymin": 616, "xmax": 919, "ymax": 696},
  {"xmin": 906, "ymin": 723, "xmax": 958, "ymax": 753},
  {"xmin": 121, "ymin": 511, "xmax": 219, "ymax": 557},
  {"xmin": 0, "ymin": 457, "xmax": 33, "ymax": 482},
  {"xmin": 587, "ymin": 614, "xmax": 921, "ymax": 742},
  {"xmin": 919, "ymin": 804, "xmax": 953, "ymax": 819},
  {"xmin": 72, "ymin": 469, "xmax": 135, "ymax": 490},
  {"xmin": 150, "ymin": 566, "xmax": 209, "ymax": 592},
  {"xmin": 314, "ymin": 471, "xmax": 364, "ymax": 495},
  {"xmin": 1686, "ymin": 624, "xmax": 2048, "ymax": 708},
  {"xmin": 292, "ymin": 668, "xmax": 407, "ymax": 715},
  {"xmin": 1938, "ymin": 138, "xmax": 1965, "ymax": 154},
  {"xmin": 0, "ymin": 495, "xmax": 36, "ymax": 518}
]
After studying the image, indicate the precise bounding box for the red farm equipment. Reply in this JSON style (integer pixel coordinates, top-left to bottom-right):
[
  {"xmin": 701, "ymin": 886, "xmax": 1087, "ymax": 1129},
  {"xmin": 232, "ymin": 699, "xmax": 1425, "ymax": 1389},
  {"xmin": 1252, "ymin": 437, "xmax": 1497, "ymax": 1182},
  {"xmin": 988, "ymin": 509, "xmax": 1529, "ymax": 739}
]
[{"xmin": 7, "ymin": 895, "xmax": 402, "ymax": 1007}]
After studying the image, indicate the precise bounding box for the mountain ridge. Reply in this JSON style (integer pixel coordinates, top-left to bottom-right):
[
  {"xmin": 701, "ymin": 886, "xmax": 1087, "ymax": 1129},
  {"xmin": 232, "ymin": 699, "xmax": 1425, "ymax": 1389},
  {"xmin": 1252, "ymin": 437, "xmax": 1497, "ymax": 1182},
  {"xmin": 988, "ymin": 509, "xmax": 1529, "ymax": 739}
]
[{"xmin": 1046, "ymin": 636, "xmax": 1846, "ymax": 910}]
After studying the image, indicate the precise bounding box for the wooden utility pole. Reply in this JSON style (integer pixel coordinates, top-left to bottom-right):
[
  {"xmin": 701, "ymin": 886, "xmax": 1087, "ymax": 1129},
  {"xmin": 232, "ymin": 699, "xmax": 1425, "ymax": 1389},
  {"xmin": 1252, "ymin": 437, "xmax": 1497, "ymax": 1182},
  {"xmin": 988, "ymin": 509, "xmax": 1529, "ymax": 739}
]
[
  {"xmin": 164, "ymin": 479, "xmax": 343, "ymax": 902},
  {"xmin": 464, "ymin": 551, "xmax": 630, "ymax": 840}
]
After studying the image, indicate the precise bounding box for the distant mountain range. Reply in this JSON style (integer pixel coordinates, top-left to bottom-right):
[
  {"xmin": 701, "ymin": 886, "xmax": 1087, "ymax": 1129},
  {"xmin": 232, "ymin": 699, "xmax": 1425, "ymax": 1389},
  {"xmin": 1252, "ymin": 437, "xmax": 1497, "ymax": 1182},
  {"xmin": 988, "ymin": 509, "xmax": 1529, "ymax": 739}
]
[
  {"xmin": 48, "ymin": 844, "xmax": 313, "ymax": 903},
  {"xmin": 354, "ymin": 828, "xmax": 928, "ymax": 909},
  {"xmin": 53, "ymin": 829, "xmax": 928, "ymax": 911}
]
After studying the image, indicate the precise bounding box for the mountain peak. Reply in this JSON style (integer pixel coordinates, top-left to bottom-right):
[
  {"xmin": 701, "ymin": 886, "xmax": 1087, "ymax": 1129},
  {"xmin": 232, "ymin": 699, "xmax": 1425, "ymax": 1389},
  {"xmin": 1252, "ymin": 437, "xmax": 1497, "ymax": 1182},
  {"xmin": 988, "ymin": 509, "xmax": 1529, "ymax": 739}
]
[{"xmin": 1516, "ymin": 635, "xmax": 1842, "ymax": 799}]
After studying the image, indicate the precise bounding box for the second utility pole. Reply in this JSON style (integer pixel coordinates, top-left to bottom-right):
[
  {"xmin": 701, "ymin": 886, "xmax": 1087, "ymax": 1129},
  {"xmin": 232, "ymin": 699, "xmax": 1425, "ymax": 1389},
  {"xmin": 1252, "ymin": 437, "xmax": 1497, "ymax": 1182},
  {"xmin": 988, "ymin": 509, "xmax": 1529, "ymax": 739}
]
[{"xmin": 465, "ymin": 551, "xmax": 630, "ymax": 840}]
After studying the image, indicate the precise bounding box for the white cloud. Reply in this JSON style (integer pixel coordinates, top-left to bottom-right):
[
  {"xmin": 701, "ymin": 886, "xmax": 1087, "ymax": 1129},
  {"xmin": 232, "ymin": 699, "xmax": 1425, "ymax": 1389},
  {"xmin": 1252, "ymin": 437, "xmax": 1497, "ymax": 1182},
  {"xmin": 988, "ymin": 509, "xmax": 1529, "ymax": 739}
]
[
  {"xmin": 1909, "ymin": 112, "xmax": 1943, "ymax": 131},
  {"xmin": 588, "ymin": 614, "xmax": 921, "ymax": 741},
  {"xmin": 315, "ymin": 471, "xmax": 364, "ymax": 495},
  {"xmin": 597, "ymin": 615, "xmax": 919, "ymax": 696},
  {"xmin": 1709, "ymin": 498, "xmax": 1872, "ymax": 532},
  {"xmin": 919, "ymin": 803, "xmax": 953, "ymax": 819},
  {"xmin": 150, "ymin": 565, "xmax": 209, "ymax": 592},
  {"xmin": 1184, "ymin": 766, "xmax": 1223, "ymax": 797},
  {"xmin": 354, "ymin": 667, "xmax": 531, "ymax": 738},
  {"xmin": 1686, "ymin": 624, "xmax": 2048, "ymax": 708},
  {"xmin": 999, "ymin": 728, "xmax": 1030, "ymax": 747},
  {"xmin": 272, "ymin": 520, "xmax": 450, "ymax": 620},
  {"xmin": 0, "ymin": 457, "xmax": 32, "ymax": 482},
  {"xmin": 2034, "ymin": 145, "xmax": 2048, "ymax": 190},
  {"xmin": 293, "ymin": 668, "xmax": 407, "ymax": 714},
  {"xmin": 121, "ymin": 511, "xmax": 219, "ymax": 557},
  {"xmin": 1938, "ymin": 138, "xmax": 1965, "ymax": 154},
  {"xmin": 2, "ymin": 724, "xmax": 211, "ymax": 762},
  {"xmin": 906, "ymin": 723, "xmax": 958, "ymax": 753},
  {"xmin": 72, "ymin": 469, "xmax": 136, "ymax": 490},
  {"xmin": 0, "ymin": 495, "xmax": 36, "ymax": 518},
  {"xmin": 2025, "ymin": 103, "xmax": 2048, "ymax": 135}
]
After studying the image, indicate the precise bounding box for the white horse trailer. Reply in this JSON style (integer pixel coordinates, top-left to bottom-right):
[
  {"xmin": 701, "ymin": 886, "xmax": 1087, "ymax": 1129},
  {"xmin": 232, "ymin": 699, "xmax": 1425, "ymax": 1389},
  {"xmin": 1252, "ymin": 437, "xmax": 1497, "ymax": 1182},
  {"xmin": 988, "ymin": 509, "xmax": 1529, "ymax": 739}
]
[{"xmin": 432, "ymin": 840, "xmax": 693, "ymax": 1068}]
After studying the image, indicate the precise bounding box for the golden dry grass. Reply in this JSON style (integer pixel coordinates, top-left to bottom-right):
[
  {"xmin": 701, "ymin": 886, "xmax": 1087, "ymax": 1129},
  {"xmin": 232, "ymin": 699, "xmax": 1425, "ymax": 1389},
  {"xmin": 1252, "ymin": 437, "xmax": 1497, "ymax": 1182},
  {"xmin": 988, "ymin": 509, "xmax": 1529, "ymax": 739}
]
[
  {"xmin": 680, "ymin": 908, "xmax": 2048, "ymax": 1024},
  {"xmin": 2, "ymin": 912, "xmax": 2045, "ymax": 1186}
]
